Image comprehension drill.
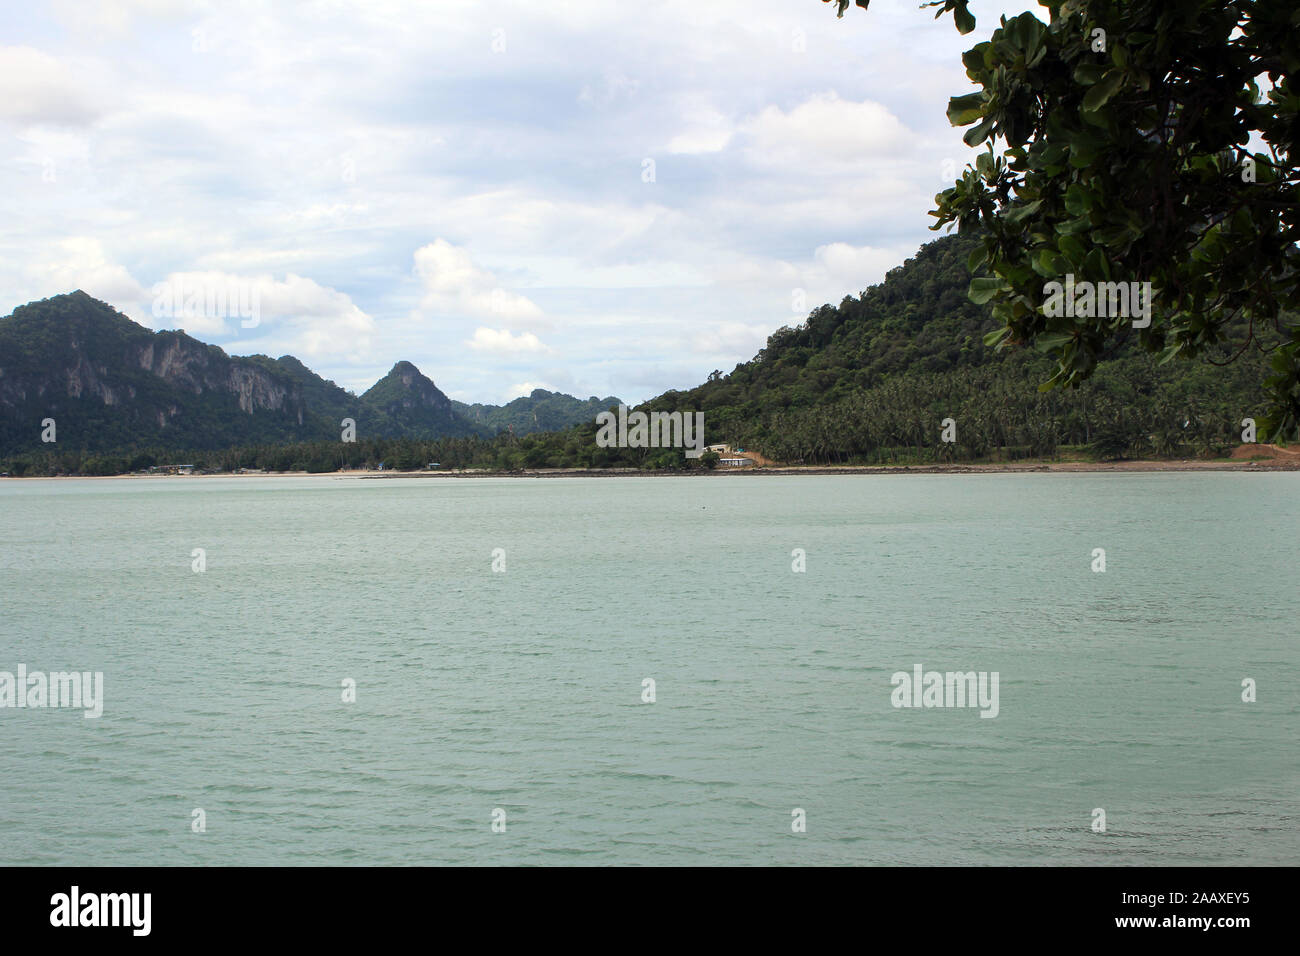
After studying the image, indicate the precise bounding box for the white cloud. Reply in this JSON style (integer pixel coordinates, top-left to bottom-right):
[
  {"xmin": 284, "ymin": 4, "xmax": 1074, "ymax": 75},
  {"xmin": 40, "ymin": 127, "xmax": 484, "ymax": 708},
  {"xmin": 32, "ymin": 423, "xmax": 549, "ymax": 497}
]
[
  {"xmin": 0, "ymin": 0, "xmax": 1036, "ymax": 405},
  {"xmin": 0, "ymin": 47, "xmax": 103, "ymax": 127},
  {"xmin": 813, "ymin": 242, "xmax": 908, "ymax": 287},
  {"xmin": 218, "ymin": 274, "xmax": 376, "ymax": 358},
  {"xmin": 505, "ymin": 380, "xmax": 559, "ymax": 400},
  {"xmin": 742, "ymin": 91, "xmax": 910, "ymax": 166},
  {"xmin": 413, "ymin": 239, "xmax": 544, "ymax": 322},
  {"xmin": 578, "ymin": 71, "xmax": 640, "ymax": 109},
  {"xmin": 47, "ymin": 0, "xmax": 203, "ymax": 35},
  {"xmin": 667, "ymin": 106, "xmax": 733, "ymax": 154},
  {"xmin": 466, "ymin": 327, "xmax": 551, "ymax": 355},
  {"xmin": 27, "ymin": 238, "xmax": 149, "ymax": 307},
  {"xmin": 691, "ymin": 321, "xmax": 771, "ymax": 356},
  {"xmin": 138, "ymin": 270, "xmax": 375, "ymax": 356}
]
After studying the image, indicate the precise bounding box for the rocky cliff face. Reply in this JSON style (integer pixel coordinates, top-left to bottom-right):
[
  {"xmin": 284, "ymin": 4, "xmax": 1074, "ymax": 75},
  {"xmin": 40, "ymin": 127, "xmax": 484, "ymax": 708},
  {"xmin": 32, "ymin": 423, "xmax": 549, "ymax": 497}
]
[
  {"xmin": 366, "ymin": 361, "xmax": 454, "ymax": 412},
  {"xmin": 359, "ymin": 360, "xmax": 475, "ymax": 438},
  {"xmin": 136, "ymin": 333, "xmax": 302, "ymax": 418},
  {"xmin": 0, "ymin": 291, "xmax": 491, "ymax": 454},
  {"xmin": 0, "ymin": 291, "xmax": 312, "ymax": 451}
]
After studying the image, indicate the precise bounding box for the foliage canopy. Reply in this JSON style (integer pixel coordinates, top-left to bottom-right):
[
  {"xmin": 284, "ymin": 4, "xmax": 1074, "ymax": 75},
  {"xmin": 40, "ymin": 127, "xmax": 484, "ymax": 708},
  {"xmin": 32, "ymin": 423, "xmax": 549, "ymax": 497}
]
[{"xmin": 827, "ymin": 0, "xmax": 1300, "ymax": 439}]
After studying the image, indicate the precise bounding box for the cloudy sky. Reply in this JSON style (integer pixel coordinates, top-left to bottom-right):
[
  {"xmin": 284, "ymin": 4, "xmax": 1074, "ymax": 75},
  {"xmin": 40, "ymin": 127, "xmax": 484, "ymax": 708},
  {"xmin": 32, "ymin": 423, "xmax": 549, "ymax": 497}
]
[{"xmin": 0, "ymin": 0, "xmax": 1033, "ymax": 405}]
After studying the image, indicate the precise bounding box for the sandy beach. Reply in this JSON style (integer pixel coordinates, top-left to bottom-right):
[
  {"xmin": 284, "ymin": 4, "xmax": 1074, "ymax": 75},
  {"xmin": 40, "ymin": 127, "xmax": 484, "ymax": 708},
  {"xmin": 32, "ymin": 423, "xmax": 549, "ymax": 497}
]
[{"xmin": 4, "ymin": 444, "xmax": 1298, "ymax": 480}]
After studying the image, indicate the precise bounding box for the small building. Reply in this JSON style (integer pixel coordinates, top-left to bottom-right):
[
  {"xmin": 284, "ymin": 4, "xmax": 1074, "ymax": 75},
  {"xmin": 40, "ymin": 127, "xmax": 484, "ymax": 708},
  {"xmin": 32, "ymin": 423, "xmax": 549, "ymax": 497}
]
[
  {"xmin": 705, "ymin": 444, "xmax": 731, "ymax": 454},
  {"xmin": 426, "ymin": 462, "xmax": 441, "ymax": 470},
  {"xmin": 718, "ymin": 456, "xmax": 753, "ymax": 467}
]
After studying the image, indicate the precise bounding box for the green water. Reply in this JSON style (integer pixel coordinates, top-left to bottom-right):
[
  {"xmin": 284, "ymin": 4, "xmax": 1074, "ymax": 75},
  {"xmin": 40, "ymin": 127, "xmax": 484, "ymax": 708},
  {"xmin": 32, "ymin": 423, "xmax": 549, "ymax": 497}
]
[{"xmin": 0, "ymin": 473, "xmax": 1296, "ymax": 865}]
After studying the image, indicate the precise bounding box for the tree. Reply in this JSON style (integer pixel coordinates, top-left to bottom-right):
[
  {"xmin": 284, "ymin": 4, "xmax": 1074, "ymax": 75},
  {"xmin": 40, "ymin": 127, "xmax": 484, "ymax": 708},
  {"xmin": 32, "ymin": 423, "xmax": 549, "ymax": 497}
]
[{"xmin": 826, "ymin": 0, "xmax": 1300, "ymax": 439}]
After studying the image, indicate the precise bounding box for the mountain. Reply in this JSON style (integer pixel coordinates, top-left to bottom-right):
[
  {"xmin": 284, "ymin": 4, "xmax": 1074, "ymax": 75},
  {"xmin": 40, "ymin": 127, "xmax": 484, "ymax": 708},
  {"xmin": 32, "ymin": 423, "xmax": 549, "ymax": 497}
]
[
  {"xmin": 361, "ymin": 361, "xmax": 478, "ymax": 438},
  {"xmin": 0, "ymin": 291, "xmax": 328, "ymax": 453},
  {"xmin": 242, "ymin": 352, "xmax": 368, "ymax": 428},
  {"xmin": 640, "ymin": 231, "xmax": 1271, "ymax": 463},
  {"xmin": 0, "ymin": 292, "xmax": 482, "ymax": 453},
  {"xmin": 2, "ymin": 228, "xmax": 1275, "ymax": 472},
  {"xmin": 453, "ymin": 388, "xmax": 622, "ymax": 435}
]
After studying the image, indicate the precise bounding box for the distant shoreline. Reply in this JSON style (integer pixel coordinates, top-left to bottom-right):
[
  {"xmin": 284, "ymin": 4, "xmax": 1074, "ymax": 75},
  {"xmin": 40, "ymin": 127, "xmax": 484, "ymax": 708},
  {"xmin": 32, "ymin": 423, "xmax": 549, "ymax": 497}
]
[{"xmin": 4, "ymin": 458, "xmax": 1298, "ymax": 480}]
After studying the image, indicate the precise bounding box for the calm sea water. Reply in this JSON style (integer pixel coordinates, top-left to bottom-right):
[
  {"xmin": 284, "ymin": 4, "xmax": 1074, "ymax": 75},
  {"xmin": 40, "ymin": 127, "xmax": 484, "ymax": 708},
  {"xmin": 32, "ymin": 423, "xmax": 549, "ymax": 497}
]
[{"xmin": 0, "ymin": 473, "xmax": 1296, "ymax": 866}]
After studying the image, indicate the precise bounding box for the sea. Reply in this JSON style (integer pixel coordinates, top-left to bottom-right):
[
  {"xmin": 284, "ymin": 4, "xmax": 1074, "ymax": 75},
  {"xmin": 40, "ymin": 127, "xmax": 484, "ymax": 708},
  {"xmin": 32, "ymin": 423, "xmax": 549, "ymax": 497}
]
[{"xmin": 1, "ymin": 473, "xmax": 1296, "ymax": 865}]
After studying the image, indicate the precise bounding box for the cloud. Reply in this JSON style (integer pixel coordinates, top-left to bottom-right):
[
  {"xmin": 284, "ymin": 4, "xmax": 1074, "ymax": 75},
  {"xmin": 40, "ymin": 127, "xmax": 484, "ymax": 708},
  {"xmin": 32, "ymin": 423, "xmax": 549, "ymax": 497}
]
[
  {"xmin": 742, "ymin": 91, "xmax": 910, "ymax": 167},
  {"xmin": 813, "ymin": 242, "xmax": 908, "ymax": 288},
  {"xmin": 145, "ymin": 271, "xmax": 376, "ymax": 356},
  {"xmin": 0, "ymin": 0, "xmax": 1036, "ymax": 406},
  {"xmin": 691, "ymin": 321, "xmax": 771, "ymax": 356},
  {"xmin": 413, "ymin": 239, "xmax": 543, "ymax": 322},
  {"xmin": 28, "ymin": 238, "xmax": 149, "ymax": 306},
  {"xmin": 0, "ymin": 47, "xmax": 103, "ymax": 127},
  {"xmin": 466, "ymin": 327, "xmax": 551, "ymax": 355},
  {"xmin": 578, "ymin": 71, "xmax": 640, "ymax": 109},
  {"xmin": 47, "ymin": 0, "xmax": 203, "ymax": 35},
  {"xmin": 667, "ymin": 106, "xmax": 733, "ymax": 155},
  {"xmin": 505, "ymin": 380, "xmax": 559, "ymax": 400}
]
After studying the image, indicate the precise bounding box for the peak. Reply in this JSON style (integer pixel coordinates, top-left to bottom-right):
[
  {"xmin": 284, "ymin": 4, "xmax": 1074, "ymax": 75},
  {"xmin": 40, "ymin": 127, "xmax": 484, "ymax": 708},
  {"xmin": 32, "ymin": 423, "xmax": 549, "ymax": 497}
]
[
  {"xmin": 61, "ymin": 290, "xmax": 106, "ymax": 306},
  {"xmin": 34, "ymin": 289, "xmax": 102, "ymax": 306},
  {"xmin": 7, "ymin": 290, "xmax": 137, "ymax": 326}
]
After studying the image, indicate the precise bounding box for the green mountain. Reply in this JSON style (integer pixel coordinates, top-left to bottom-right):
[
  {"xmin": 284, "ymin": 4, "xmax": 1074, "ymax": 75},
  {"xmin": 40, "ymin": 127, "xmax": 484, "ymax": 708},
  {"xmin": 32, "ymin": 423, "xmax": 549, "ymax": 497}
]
[
  {"xmin": 361, "ymin": 361, "xmax": 478, "ymax": 438},
  {"xmin": 0, "ymin": 292, "xmax": 481, "ymax": 453},
  {"xmin": 453, "ymin": 388, "xmax": 622, "ymax": 436},
  {"xmin": 1, "ymin": 229, "xmax": 1276, "ymax": 473},
  {"xmin": 640, "ymin": 231, "xmax": 1271, "ymax": 463},
  {"xmin": 0, "ymin": 291, "xmax": 328, "ymax": 453}
]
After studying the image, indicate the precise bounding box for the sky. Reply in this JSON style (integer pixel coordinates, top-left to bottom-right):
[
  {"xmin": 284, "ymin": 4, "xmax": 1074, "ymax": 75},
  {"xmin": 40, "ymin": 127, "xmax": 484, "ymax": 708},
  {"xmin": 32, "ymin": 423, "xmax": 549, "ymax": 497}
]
[{"xmin": 0, "ymin": 0, "xmax": 1037, "ymax": 405}]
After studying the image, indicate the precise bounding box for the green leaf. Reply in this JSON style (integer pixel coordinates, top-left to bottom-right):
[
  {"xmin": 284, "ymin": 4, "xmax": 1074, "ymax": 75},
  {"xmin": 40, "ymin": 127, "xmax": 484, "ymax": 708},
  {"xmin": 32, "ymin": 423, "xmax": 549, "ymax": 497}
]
[
  {"xmin": 1081, "ymin": 70, "xmax": 1124, "ymax": 112},
  {"xmin": 1004, "ymin": 199, "xmax": 1041, "ymax": 224},
  {"xmin": 1037, "ymin": 370, "xmax": 1065, "ymax": 392},
  {"xmin": 1084, "ymin": 247, "xmax": 1110, "ymax": 280},
  {"xmin": 1073, "ymin": 63, "xmax": 1106, "ymax": 86},
  {"xmin": 1031, "ymin": 247, "xmax": 1060, "ymax": 278},
  {"xmin": 1035, "ymin": 332, "xmax": 1074, "ymax": 352},
  {"xmin": 1064, "ymin": 184, "xmax": 1094, "ymax": 216},
  {"xmin": 968, "ymin": 277, "xmax": 1006, "ymax": 304},
  {"xmin": 953, "ymin": 3, "xmax": 976, "ymax": 35},
  {"xmin": 1057, "ymin": 215, "xmax": 1093, "ymax": 235},
  {"xmin": 832, "ymin": 0, "xmax": 870, "ymax": 17},
  {"xmin": 983, "ymin": 326, "xmax": 1011, "ymax": 347},
  {"xmin": 1058, "ymin": 234, "xmax": 1087, "ymax": 264},
  {"xmin": 947, "ymin": 92, "xmax": 985, "ymax": 126},
  {"xmin": 963, "ymin": 116, "xmax": 995, "ymax": 146}
]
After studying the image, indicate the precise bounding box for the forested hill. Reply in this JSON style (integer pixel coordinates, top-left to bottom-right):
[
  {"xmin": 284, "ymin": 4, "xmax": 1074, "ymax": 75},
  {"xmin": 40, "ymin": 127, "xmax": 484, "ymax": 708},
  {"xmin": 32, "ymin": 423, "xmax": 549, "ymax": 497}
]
[
  {"xmin": 0, "ymin": 231, "xmax": 1277, "ymax": 474},
  {"xmin": 453, "ymin": 389, "xmax": 623, "ymax": 435},
  {"xmin": 644, "ymin": 231, "xmax": 1270, "ymax": 463},
  {"xmin": 0, "ymin": 293, "xmax": 619, "ymax": 455}
]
